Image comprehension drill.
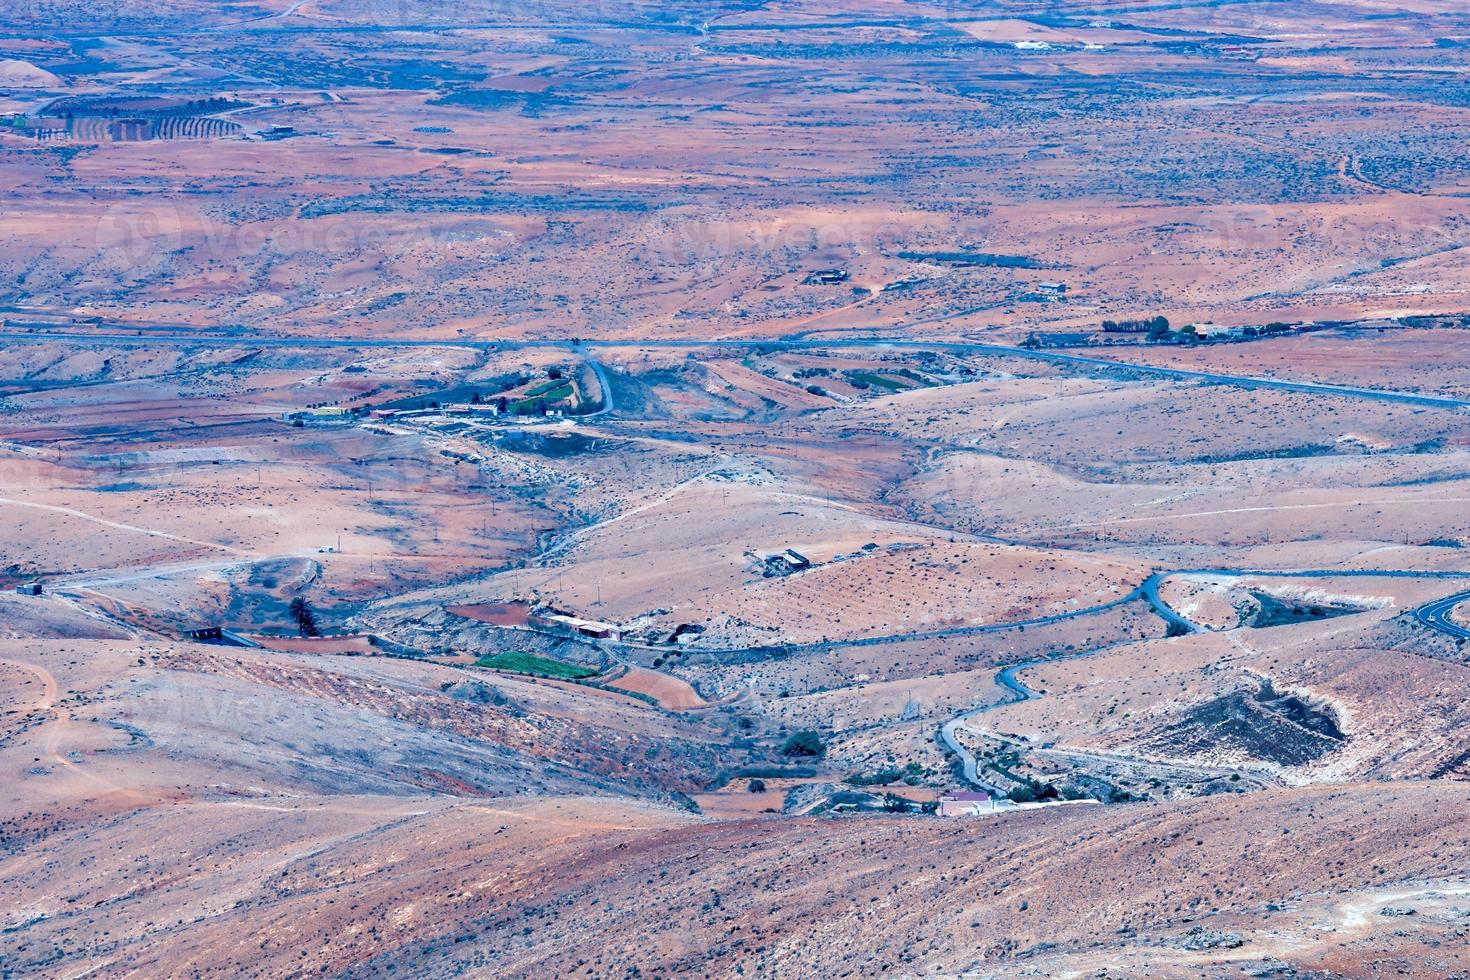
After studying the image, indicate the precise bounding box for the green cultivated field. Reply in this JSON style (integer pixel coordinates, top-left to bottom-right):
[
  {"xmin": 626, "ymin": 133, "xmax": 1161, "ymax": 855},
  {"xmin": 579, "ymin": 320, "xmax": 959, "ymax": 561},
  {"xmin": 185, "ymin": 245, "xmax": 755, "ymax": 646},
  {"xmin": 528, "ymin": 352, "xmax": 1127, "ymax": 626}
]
[
  {"xmin": 476, "ymin": 651, "xmax": 596, "ymax": 679},
  {"xmin": 846, "ymin": 371, "xmax": 909, "ymax": 392}
]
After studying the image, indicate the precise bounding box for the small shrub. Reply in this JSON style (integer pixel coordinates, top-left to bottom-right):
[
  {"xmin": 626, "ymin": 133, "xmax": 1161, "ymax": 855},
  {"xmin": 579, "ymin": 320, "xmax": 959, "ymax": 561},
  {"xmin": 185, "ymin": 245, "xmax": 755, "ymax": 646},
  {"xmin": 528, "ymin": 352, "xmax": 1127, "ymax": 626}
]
[{"xmin": 781, "ymin": 730, "xmax": 825, "ymax": 757}]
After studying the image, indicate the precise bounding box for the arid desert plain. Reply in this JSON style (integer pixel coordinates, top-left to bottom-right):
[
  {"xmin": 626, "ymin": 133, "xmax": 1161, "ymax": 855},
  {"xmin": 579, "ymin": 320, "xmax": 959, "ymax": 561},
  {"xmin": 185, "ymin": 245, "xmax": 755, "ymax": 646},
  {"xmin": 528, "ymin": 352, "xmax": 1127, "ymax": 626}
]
[{"xmin": 5, "ymin": 0, "xmax": 1470, "ymax": 977}]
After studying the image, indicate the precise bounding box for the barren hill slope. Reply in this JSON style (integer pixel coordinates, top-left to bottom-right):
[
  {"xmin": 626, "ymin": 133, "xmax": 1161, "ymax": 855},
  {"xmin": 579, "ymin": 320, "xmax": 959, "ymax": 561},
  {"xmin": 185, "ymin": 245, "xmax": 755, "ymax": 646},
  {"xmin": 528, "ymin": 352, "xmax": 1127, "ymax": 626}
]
[{"xmin": 5, "ymin": 780, "xmax": 1468, "ymax": 978}]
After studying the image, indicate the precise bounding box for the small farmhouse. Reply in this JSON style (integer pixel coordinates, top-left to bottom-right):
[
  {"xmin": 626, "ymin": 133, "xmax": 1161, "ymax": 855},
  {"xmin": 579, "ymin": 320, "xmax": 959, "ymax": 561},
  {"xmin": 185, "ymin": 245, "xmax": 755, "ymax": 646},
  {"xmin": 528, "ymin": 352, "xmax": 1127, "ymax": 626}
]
[{"xmin": 938, "ymin": 791, "xmax": 995, "ymax": 816}]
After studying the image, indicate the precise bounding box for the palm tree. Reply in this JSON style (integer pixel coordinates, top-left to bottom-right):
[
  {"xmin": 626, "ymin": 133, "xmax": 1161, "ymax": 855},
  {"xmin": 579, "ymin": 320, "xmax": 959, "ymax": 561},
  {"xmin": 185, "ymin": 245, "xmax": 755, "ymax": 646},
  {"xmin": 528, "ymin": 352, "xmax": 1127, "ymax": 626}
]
[{"xmin": 288, "ymin": 597, "xmax": 319, "ymax": 638}]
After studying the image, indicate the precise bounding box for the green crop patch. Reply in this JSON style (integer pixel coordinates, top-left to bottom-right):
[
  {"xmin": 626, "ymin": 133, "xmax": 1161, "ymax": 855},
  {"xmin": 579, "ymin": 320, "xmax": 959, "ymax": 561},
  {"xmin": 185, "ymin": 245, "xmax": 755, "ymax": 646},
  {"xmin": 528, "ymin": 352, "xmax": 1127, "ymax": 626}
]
[
  {"xmin": 476, "ymin": 651, "xmax": 596, "ymax": 679},
  {"xmin": 846, "ymin": 371, "xmax": 909, "ymax": 392}
]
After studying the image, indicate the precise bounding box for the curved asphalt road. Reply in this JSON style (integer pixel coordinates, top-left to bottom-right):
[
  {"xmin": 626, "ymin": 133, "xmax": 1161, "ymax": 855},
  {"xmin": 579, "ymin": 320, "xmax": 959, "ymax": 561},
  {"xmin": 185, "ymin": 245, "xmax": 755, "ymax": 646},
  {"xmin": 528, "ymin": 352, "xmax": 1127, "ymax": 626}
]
[
  {"xmin": 1415, "ymin": 590, "xmax": 1470, "ymax": 640},
  {"xmin": 11, "ymin": 325, "xmax": 1470, "ymax": 778},
  {"xmin": 583, "ymin": 358, "xmax": 615, "ymax": 418},
  {"xmin": 940, "ymin": 567, "xmax": 1470, "ymax": 792},
  {"xmin": 748, "ymin": 567, "xmax": 1470, "ymax": 658},
  {"xmin": 938, "ymin": 656, "xmax": 1052, "ymax": 794},
  {"xmin": 4, "ymin": 330, "xmax": 1469, "ymax": 413},
  {"xmin": 969, "ymin": 343, "xmax": 1470, "ymax": 412}
]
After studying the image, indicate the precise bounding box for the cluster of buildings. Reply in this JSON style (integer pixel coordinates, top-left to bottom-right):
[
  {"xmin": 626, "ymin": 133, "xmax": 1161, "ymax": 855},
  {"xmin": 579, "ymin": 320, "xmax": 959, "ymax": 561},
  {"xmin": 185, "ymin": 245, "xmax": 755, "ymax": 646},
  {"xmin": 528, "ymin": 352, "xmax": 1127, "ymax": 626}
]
[
  {"xmin": 528, "ymin": 606, "xmax": 622, "ymax": 641},
  {"xmin": 288, "ymin": 399, "xmax": 582, "ymax": 427},
  {"xmin": 287, "ymin": 401, "xmax": 512, "ymax": 425},
  {"xmin": 1216, "ymin": 44, "xmax": 1259, "ymax": 61},
  {"xmin": 283, "ymin": 405, "xmax": 353, "ymax": 424},
  {"xmin": 369, "ymin": 402, "xmax": 507, "ymax": 421},
  {"xmin": 497, "ymin": 602, "xmax": 710, "ymax": 650},
  {"xmin": 934, "ymin": 790, "xmax": 1101, "ymax": 818}
]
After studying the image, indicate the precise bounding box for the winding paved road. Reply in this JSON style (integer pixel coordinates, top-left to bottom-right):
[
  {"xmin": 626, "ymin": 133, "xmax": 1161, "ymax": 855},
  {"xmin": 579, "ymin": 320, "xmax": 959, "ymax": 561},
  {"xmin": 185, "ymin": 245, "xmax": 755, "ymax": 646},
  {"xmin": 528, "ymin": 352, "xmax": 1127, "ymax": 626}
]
[
  {"xmin": 939, "ymin": 566, "xmax": 1470, "ymax": 793},
  {"xmin": 4, "ymin": 330, "xmax": 1469, "ymax": 413},
  {"xmin": 207, "ymin": 0, "xmax": 308, "ymax": 31},
  {"xmin": 1415, "ymin": 590, "xmax": 1470, "ymax": 640},
  {"xmin": 977, "ymin": 344, "xmax": 1470, "ymax": 412},
  {"xmin": 742, "ymin": 567, "xmax": 1470, "ymax": 657},
  {"xmin": 938, "ymin": 655, "xmax": 1051, "ymax": 794},
  {"xmin": 583, "ymin": 358, "xmax": 615, "ymax": 418},
  {"xmin": 11, "ymin": 325, "xmax": 1470, "ymax": 794}
]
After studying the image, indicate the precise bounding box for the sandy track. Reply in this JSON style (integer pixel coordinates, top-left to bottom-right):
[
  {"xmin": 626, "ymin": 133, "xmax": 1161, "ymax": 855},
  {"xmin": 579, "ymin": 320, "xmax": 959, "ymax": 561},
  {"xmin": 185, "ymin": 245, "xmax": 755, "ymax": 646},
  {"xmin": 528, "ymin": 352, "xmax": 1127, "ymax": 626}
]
[
  {"xmin": 0, "ymin": 495, "xmax": 255, "ymax": 556},
  {"xmin": 1056, "ymin": 495, "xmax": 1470, "ymax": 531},
  {"xmin": 0, "ymin": 656, "xmax": 58, "ymax": 713},
  {"xmin": 0, "ymin": 655, "xmax": 174, "ymax": 812}
]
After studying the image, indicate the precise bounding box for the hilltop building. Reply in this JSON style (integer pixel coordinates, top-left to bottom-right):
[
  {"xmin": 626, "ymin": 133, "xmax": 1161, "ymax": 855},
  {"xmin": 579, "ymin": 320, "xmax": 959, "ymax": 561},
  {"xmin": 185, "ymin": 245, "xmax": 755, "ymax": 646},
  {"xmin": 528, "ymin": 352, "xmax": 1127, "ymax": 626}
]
[{"xmin": 762, "ymin": 549, "xmax": 812, "ymax": 577}]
